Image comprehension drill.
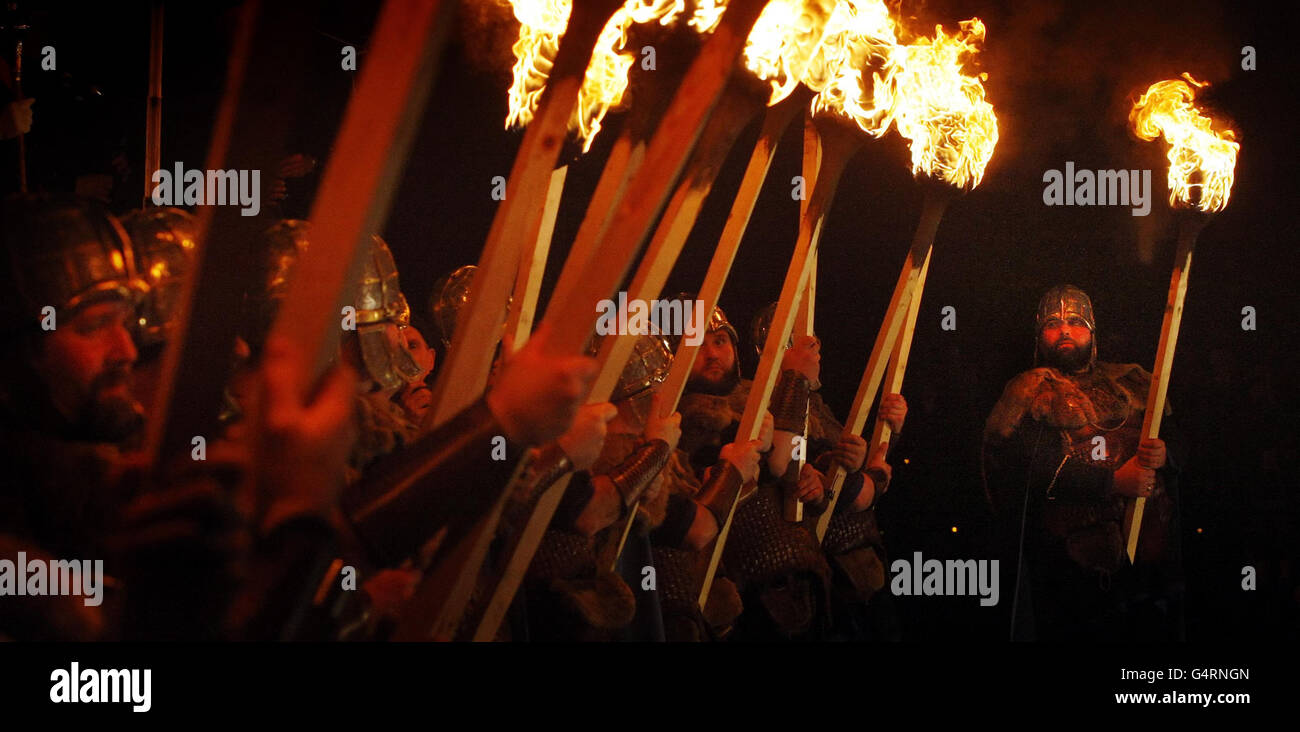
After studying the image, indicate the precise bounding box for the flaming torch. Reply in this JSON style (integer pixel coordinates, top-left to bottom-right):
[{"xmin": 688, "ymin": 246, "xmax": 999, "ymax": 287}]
[
  {"xmin": 698, "ymin": 0, "xmax": 906, "ymax": 606},
  {"xmin": 1124, "ymin": 73, "xmax": 1238, "ymax": 562},
  {"xmin": 816, "ymin": 17, "xmax": 998, "ymax": 540}
]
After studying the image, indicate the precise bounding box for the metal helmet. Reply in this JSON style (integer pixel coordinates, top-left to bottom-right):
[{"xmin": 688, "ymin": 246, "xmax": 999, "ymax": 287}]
[
  {"xmin": 1036, "ymin": 284, "xmax": 1096, "ymax": 333},
  {"xmin": 666, "ymin": 293, "xmax": 742, "ymax": 388},
  {"xmin": 243, "ymin": 219, "xmax": 312, "ymax": 352},
  {"xmin": 429, "ymin": 265, "xmax": 475, "ymax": 348},
  {"xmin": 1035, "ymin": 284, "xmax": 1097, "ymax": 367},
  {"xmin": 354, "ymin": 234, "xmax": 422, "ymax": 391},
  {"xmin": 749, "ymin": 300, "xmax": 799, "ymax": 358},
  {"xmin": 586, "ymin": 332, "xmax": 674, "ymax": 403},
  {"xmin": 707, "ymin": 303, "xmax": 740, "ymax": 351},
  {"xmin": 662, "ymin": 292, "xmax": 738, "ymax": 354},
  {"xmin": 0, "ymin": 195, "xmax": 146, "ymax": 339},
  {"xmin": 121, "ymin": 207, "xmax": 198, "ymax": 346},
  {"xmin": 261, "ymin": 219, "xmax": 312, "ymax": 308},
  {"xmin": 428, "ymin": 264, "xmax": 511, "ymax": 349}
]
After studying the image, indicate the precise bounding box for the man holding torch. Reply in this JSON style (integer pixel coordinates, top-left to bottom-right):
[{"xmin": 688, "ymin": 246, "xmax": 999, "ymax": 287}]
[{"xmin": 982, "ymin": 284, "xmax": 1183, "ymax": 641}]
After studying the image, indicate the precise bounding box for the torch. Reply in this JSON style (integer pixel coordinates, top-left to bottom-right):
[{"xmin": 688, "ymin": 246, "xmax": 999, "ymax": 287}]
[
  {"xmin": 1124, "ymin": 73, "xmax": 1238, "ymax": 563},
  {"xmin": 696, "ymin": 0, "xmax": 910, "ymax": 606},
  {"xmin": 503, "ymin": 0, "xmax": 688, "ymax": 350},
  {"xmin": 813, "ymin": 18, "xmax": 998, "ymax": 542}
]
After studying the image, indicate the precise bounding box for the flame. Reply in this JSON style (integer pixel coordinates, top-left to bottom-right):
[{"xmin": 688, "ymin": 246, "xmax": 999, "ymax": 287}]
[
  {"xmin": 506, "ymin": 0, "xmax": 681, "ymax": 152},
  {"xmin": 1130, "ymin": 73, "xmax": 1238, "ymax": 212},
  {"xmin": 689, "ymin": 0, "xmax": 726, "ymax": 33},
  {"xmin": 505, "ymin": 0, "xmax": 1000, "ymax": 187},
  {"xmin": 742, "ymin": 0, "xmax": 838, "ymax": 106},
  {"xmin": 734, "ymin": 1, "xmax": 1000, "ymax": 189},
  {"xmin": 505, "ymin": 0, "xmax": 569, "ymax": 131},
  {"xmin": 804, "ymin": 0, "xmax": 899, "ymax": 134},
  {"xmin": 867, "ymin": 19, "xmax": 999, "ymax": 189}
]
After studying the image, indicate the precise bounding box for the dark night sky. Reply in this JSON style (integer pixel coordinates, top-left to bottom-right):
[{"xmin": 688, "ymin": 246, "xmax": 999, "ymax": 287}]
[{"xmin": 8, "ymin": 0, "xmax": 1298, "ymax": 639}]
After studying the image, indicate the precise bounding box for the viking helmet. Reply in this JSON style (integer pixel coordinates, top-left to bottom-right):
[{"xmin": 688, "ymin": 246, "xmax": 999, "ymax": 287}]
[
  {"xmin": 668, "ymin": 294, "xmax": 742, "ymax": 387},
  {"xmin": 586, "ymin": 332, "xmax": 674, "ymax": 403},
  {"xmin": 0, "ymin": 195, "xmax": 146, "ymax": 339},
  {"xmin": 430, "ymin": 264, "xmax": 475, "ymax": 348},
  {"xmin": 1035, "ymin": 284, "xmax": 1097, "ymax": 367},
  {"xmin": 121, "ymin": 207, "xmax": 198, "ymax": 346},
  {"xmin": 428, "ymin": 264, "xmax": 511, "ymax": 349},
  {"xmin": 707, "ymin": 302, "xmax": 740, "ymax": 351},
  {"xmin": 243, "ymin": 219, "xmax": 312, "ymax": 353},
  {"xmin": 354, "ymin": 234, "xmax": 422, "ymax": 391},
  {"xmin": 749, "ymin": 301, "xmax": 797, "ymax": 358},
  {"xmin": 1036, "ymin": 284, "xmax": 1096, "ymax": 332}
]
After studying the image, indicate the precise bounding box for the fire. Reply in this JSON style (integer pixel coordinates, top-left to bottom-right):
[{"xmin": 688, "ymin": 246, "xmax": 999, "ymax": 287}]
[
  {"xmin": 505, "ymin": 0, "xmax": 1000, "ymax": 187},
  {"xmin": 1130, "ymin": 73, "xmax": 1239, "ymax": 212},
  {"xmin": 743, "ymin": 0, "xmax": 837, "ymax": 106},
  {"xmin": 689, "ymin": 0, "xmax": 726, "ymax": 33},
  {"xmin": 869, "ymin": 19, "xmax": 999, "ymax": 189},
  {"xmin": 742, "ymin": 1, "xmax": 999, "ymax": 189},
  {"xmin": 506, "ymin": 0, "xmax": 682, "ymax": 153},
  {"xmin": 505, "ymin": 0, "xmax": 569, "ymax": 131},
  {"xmin": 804, "ymin": 0, "xmax": 899, "ymax": 135}
]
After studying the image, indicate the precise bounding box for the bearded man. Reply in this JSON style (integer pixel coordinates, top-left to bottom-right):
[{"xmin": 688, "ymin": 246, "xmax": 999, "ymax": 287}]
[{"xmin": 982, "ymin": 284, "xmax": 1183, "ymax": 641}]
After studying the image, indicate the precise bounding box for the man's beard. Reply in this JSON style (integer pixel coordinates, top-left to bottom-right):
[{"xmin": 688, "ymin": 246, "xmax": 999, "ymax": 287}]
[
  {"xmin": 686, "ymin": 364, "xmax": 739, "ymax": 396},
  {"xmin": 76, "ymin": 365, "xmax": 145, "ymax": 444},
  {"xmin": 1039, "ymin": 338, "xmax": 1092, "ymax": 373}
]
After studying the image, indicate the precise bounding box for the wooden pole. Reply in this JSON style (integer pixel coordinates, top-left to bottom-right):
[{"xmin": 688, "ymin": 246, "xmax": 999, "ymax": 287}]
[
  {"xmin": 587, "ymin": 78, "xmax": 762, "ymax": 403},
  {"xmin": 143, "ymin": 1, "xmax": 164, "ymax": 208},
  {"xmin": 1124, "ymin": 215, "xmax": 1202, "ymax": 563},
  {"xmin": 543, "ymin": 36, "xmax": 697, "ymax": 323},
  {"xmin": 545, "ymin": 133, "xmax": 644, "ymax": 324},
  {"xmin": 698, "ymin": 115, "xmax": 864, "ymax": 608},
  {"xmin": 815, "ymin": 187, "xmax": 950, "ymax": 542},
  {"xmin": 783, "ymin": 113, "xmax": 822, "ymax": 523},
  {"xmin": 867, "ymin": 241, "xmax": 931, "ymax": 451},
  {"xmin": 503, "ymin": 164, "xmax": 567, "ymax": 351},
  {"xmin": 655, "ymin": 91, "xmax": 803, "ymax": 412},
  {"xmin": 609, "ymin": 91, "xmax": 804, "ymax": 569}
]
